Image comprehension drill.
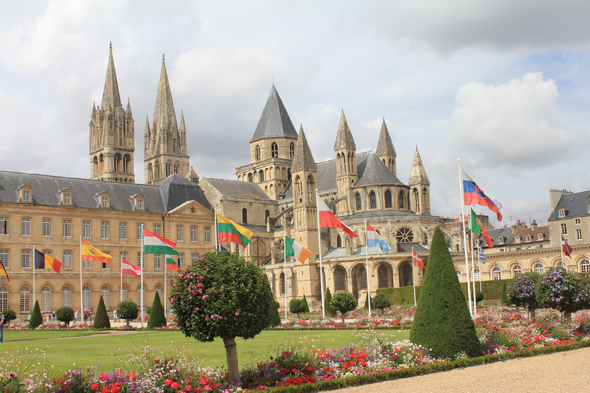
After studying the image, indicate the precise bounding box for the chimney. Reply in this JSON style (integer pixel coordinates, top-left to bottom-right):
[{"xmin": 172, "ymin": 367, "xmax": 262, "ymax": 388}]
[
  {"xmin": 549, "ymin": 189, "xmax": 572, "ymax": 212},
  {"xmin": 530, "ymin": 220, "xmax": 537, "ymax": 230}
]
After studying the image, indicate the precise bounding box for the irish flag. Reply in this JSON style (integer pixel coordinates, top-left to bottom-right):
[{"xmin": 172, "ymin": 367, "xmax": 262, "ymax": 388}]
[
  {"xmin": 121, "ymin": 258, "xmax": 141, "ymax": 276},
  {"xmin": 285, "ymin": 236, "xmax": 311, "ymax": 264},
  {"xmin": 166, "ymin": 255, "xmax": 180, "ymax": 270},
  {"xmin": 217, "ymin": 214, "xmax": 253, "ymax": 250},
  {"xmin": 143, "ymin": 228, "xmax": 178, "ymax": 255},
  {"xmin": 316, "ymin": 194, "xmax": 357, "ymax": 238}
]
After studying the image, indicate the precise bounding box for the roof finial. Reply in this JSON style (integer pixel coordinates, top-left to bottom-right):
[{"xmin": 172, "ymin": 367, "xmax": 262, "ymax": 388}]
[
  {"xmin": 272, "ymin": 75, "xmax": 275, "ymax": 86},
  {"xmin": 163, "ymin": 53, "xmax": 165, "ymax": 61},
  {"xmin": 109, "ymin": 42, "xmax": 112, "ymax": 49}
]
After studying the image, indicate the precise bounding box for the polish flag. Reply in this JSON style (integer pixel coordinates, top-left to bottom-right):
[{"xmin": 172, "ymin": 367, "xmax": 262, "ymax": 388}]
[
  {"xmin": 316, "ymin": 194, "xmax": 357, "ymax": 238},
  {"xmin": 122, "ymin": 258, "xmax": 142, "ymax": 276},
  {"xmin": 412, "ymin": 249, "xmax": 426, "ymax": 269}
]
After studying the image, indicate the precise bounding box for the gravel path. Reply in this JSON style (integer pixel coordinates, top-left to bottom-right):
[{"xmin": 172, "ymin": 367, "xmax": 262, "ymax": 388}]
[{"xmin": 335, "ymin": 347, "xmax": 590, "ymax": 393}]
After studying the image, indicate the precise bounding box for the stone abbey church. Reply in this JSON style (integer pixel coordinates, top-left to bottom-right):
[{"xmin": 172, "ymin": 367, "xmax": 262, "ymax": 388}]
[{"xmin": 0, "ymin": 45, "xmax": 442, "ymax": 318}]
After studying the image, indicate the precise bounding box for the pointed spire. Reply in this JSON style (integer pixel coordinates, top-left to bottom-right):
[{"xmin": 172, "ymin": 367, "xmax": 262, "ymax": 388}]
[
  {"xmin": 186, "ymin": 166, "xmax": 200, "ymax": 184},
  {"xmin": 126, "ymin": 98, "xmax": 133, "ymax": 117},
  {"xmin": 101, "ymin": 43, "xmax": 122, "ymax": 110},
  {"xmin": 153, "ymin": 54, "xmax": 178, "ymax": 133},
  {"xmin": 92, "ymin": 101, "xmax": 97, "ymax": 116},
  {"xmin": 144, "ymin": 113, "xmax": 151, "ymax": 135},
  {"xmin": 292, "ymin": 125, "xmax": 317, "ymax": 172},
  {"xmin": 375, "ymin": 118, "xmax": 396, "ymax": 157},
  {"xmin": 408, "ymin": 147, "xmax": 430, "ymax": 186},
  {"xmin": 179, "ymin": 110, "xmax": 186, "ymax": 133},
  {"xmin": 250, "ymin": 85, "xmax": 298, "ymax": 143},
  {"xmin": 333, "ymin": 110, "xmax": 356, "ymax": 150}
]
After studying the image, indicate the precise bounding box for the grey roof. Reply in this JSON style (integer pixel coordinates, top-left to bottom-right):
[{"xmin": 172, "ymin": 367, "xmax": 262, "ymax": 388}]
[
  {"xmin": 323, "ymin": 246, "xmax": 387, "ymax": 258},
  {"xmin": 291, "ymin": 126, "xmax": 317, "ymax": 172},
  {"xmin": 0, "ymin": 171, "xmax": 211, "ymax": 213},
  {"xmin": 250, "ymin": 85, "xmax": 299, "ymax": 143},
  {"xmin": 333, "ymin": 111, "xmax": 356, "ymax": 150},
  {"xmin": 408, "ymin": 147, "xmax": 430, "ymax": 186},
  {"xmin": 397, "ymin": 243, "xmax": 429, "ymax": 253},
  {"xmin": 205, "ymin": 178, "xmax": 272, "ymax": 200},
  {"xmin": 375, "ymin": 119, "xmax": 396, "ymax": 157},
  {"xmin": 476, "ymin": 227, "xmax": 514, "ymax": 248},
  {"xmin": 548, "ymin": 190, "xmax": 590, "ymax": 221}
]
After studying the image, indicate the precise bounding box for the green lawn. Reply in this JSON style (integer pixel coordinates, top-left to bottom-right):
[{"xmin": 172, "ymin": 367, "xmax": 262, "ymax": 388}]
[
  {"xmin": 4, "ymin": 330, "xmax": 109, "ymax": 341},
  {"xmin": 1, "ymin": 329, "xmax": 409, "ymax": 376}
]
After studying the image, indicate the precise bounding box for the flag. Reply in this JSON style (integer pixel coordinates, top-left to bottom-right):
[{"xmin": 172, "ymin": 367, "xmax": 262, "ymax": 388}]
[
  {"xmin": 121, "ymin": 258, "xmax": 141, "ymax": 276},
  {"xmin": 561, "ymin": 234, "xmax": 573, "ymax": 258},
  {"xmin": 316, "ymin": 194, "xmax": 357, "ymax": 238},
  {"xmin": 462, "ymin": 169, "xmax": 502, "ymax": 221},
  {"xmin": 366, "ymin": 223, "xmax": 389, "ymax": 253},
  {"xmin": 166, "ymin": 256, "xmax": 180, "ymax": 271},
  {"xmin": 285, "ymin": 236, "xmax": 312, "ymax": 264},
  {"xmin": 471, "ymin": 208, "xmax": 493, "ymax": 248},
  {"xmin": 0, "ymin": 259, "xmax": 10, "ymax": 283},
  {"xmin": 412, "ymin": 249, "xmax": 426, "ymax": 269},
  {"xmin": 81, "ymin": 240, "xmax": 113, "ymax": 263},
  {"xmin": 219, "ymin": 244, "xmax": 227, "ymax": 252},
  {"xmin": 217, "ymin": 214, "xmax": 253, "ymax": 250},
  {"xmin": 478, "ymin": 245, "xmax": 487, "ymax": 264},
  {"xmin": 143, "ymin": 228, "xmax": 178, "ymax": 255},
  {"xmin": 34, "ymin": 250, "xmax": 62, "ymax": 273}
]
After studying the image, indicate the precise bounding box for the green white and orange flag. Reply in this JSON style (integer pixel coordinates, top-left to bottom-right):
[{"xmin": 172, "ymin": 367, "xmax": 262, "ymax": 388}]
[
  {"xmin": 166, "ymin": 256, "xmax": 180, "ymax": 271},
  {"xmin": 217, "ymin": 214, "xmax": 253, "ymax": 250},
  {"xmin": 81, "ymin": 240, "xmax": 113, "ymax": 263},
  {"xmin": 285, "ymin": 236, "xmax": 311, "ymax": 264},
  {"xmin": 143, "ymin": 228, "xmax": 178, "ymax": 255}
]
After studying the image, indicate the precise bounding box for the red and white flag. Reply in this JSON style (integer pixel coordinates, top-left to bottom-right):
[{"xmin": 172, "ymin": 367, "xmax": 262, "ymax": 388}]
[
  {"xmin": 316, "ymin": 194, "xmax": 357, "ymax": 238},
  {"xmin": 412, "ymin": 249, "xmax": 426, "ymax": 269},
  {"xmin": 122, "ymin": 258, "xmax": 142, "ymax": 276},
  {"xmin": 561, "ymin": 234, "xmax": 573, "ymax": 259}
]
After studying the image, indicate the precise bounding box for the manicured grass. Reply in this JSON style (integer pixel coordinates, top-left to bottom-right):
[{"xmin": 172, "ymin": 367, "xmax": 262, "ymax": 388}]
[
  {"xmin": 1, "ymin": 329, "xmax": 409, "ymax": 376},
  {"xmin": 4, "ymin": 330, "xmax": 109, "ymax": 341}
]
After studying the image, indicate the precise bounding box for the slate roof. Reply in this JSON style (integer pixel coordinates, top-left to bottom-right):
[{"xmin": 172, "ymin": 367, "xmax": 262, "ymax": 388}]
[
  {"xmin": 250, "ymin": 85, "xmax": 299, "ymax": 143},
  {"xmin": 397, "ymin": 243, "xmax": 429, "ymax": 253},
  {"xmin": 204, "ymin": 178, "xmax": 272, "ymax": 200},
  {"xmin": 0, "ymin": 171, "xmax": 211, "ymax": 213},
  {"xmin": 548, "ymin": 190, "xmax": 590, "ymax": 221},
  {"xmin": 476, "ymin": 227, "xmax": 514, "ymax": 248}
]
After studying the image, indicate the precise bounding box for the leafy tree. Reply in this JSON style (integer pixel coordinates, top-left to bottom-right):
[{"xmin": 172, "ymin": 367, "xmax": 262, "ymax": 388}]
[
  {"xmin": 116, "ymin": 300, "xmax": 139, "ymax": 328},
  {"xmin": 2, "ymin": 309, "xmax": 16, "ymax": 326},
  {"xmin": 56, "ymin": 306, "xmax": 75, "ymax": 326},
  {"xmin": 507, "ymin": 273, "xmax": 541, "ymax": 321},
  {"xmin": 362, "ymin": 293, "xmax": 373, "ymax": 310},
  {"xmin": 147, "ymin": 292, "xmax": 167, "ymax": 329},
  {"xmin": 171, "ymin": 251, "xmax": 274, "ymax": 381},
  {"xmin": 331, "ymin": 291, "xmax": 357, "ymax": 323},
  {"xmin": 29, "ymin": 300, "xmax": 43, "ymax": 329},
  {"xmin": 373, "ymin": 294, "xmax": 391, "ymax": 311},
  {"xmin": 536, "ymin": 267, "xmax": 590, "ymax": 322},
  {"xmin": 410, "ymin": 226, "xmax": 481, "ymax": 358},
  {"xmin": 289, "ymin": 298, "xmax": 307, "ymax": 318},
  {"xmin": 302, "ymin": 294, "xmax": 310, "ymax": 313},
  {"xmin": 93, "ymin": 296, "xmax": 111, "ymax": 329},
  {"xmin": 324, "ymin": 288, "xmax": 337, "ymax": 317}
]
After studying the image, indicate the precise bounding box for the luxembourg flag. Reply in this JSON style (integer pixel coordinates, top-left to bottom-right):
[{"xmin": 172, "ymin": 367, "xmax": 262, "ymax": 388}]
[
  {"xmin": 461, "ymin": 169, "xmax": 503, "ymax": 221},
  {"xmin": 366, "ymin": 223, "xmax": 389, "ymax": 253},
  {"xmin": 316, "ymin": 194, "xmax": 357, "ymax": 238}
]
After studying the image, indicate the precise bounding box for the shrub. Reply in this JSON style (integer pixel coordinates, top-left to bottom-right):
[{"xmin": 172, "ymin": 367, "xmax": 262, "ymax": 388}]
[
  {"xmin": 116, "ymin": 300, "xmax": 139, "ymax": 328},
  {"xmin": 93, "ymin": 296, "xmax": 111, "ymax": 329},
  {"xmin": 537, "ymin": 267, "xmax": 590, "ymax": 322},
  {"xmin": 373, "ymin": 294, "xmax": 390, "ymax": 311},
  {"xmin": 29, "ymin": 301, "xmax": 43, "ymax": 329},
  {"xmin": 410, "ymin": 226, "xmax": 481, "ymax": 358},
  {"xmin": 56, "ymin": 306, "xmax": 75, "ymax": 326},
  {"xmin": 147, "ymin": 292, "xmax": 167, "ymax": 329},
  {"xmin": 302, "ymin": 294, "xmax": 310, "ymax": 313},
  {"xmin": 2, "ymin": 309, "xmax": 16, "ymax": 326},
  {"xmin": 324, "ymin": 288, "xmax": 337, "ymax": 317},
  {"xmin": 475, "ymin": 289, "xmax": 484, "ymax": 303},
  {"xmin": 331, "ymin": 291, "xmax": 357, "ymax": 323},
  {"xmin": 507, "ymin": 272, "xmax": 541, "ymax": 321},
  {"xmin": 289, "ymin": 298, "xmax": 307, "ymax": 317},
  {"xmin": 362, "ymin": 293, "xmax": 373, "ymax": 310}
]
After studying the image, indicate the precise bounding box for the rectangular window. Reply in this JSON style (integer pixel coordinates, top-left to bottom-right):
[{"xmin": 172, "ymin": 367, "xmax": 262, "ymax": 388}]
[
  {"xmin": 83, "ymin": 220, "xmax": 91, "ymax": 238},
  {"xmin": 43, "ymin": 249, "xmax": 51, "ymax": 256},
  {"xmin": 64, "ymin": 193, "xmax": 71, "ymax": 205},
  {"xmin": 178, "ymin": 253, "xmax": 184, "ymax": 269},
  {"xmin": 63, "ymin": 219, "xmax": 72, "ymax": 237},
  {"xmin": 62, "ymin": 288, "xmax": 71, "ymax": 307},
  {"xmin": 575, "ymin": 218, "xmax": 581, "ymax": 225},
  {"xmin": 191, "ymin": 226, "xmax": 197, "ymax": 242},
  {"xmin": 22, "ymin": 249, "xmax": 30, "ymax": 268},
  {"xmin": 83, "ymin": 260, "xmax": 91, "ymax": 269},
  {"xmin": 43, "ymin": 218, "xmax": 52, "ymax": 237},
  {"xmin": 22, "ymin": 217, "xmax": 31, "ymax": 236},
  {"xmin": 20, "ymin": 289, "xmax": 30, "ymax": 313},
  {"xmin": 101, "ymin": 196, "xmax": 108, "ymax": 208},
  {"xmin": 137, "ymin": 199, "xmax": 143, "ymax": 210},
  {"xmin": 0, "ymin": 250, "xmax": 8, "ymax": 269},
  {"xmin": 154, "ymin": 254, "xmax": 162, "ymax": 270},
  {"xmin": 204, "ymin": 227, "xmax": 211, "ymax": 243},
  {"xmin": 561, "ymin": 223, "xmax": 568, "ymax": 235},
  {"xmin": 102, "ymin": 261, "xmax": 110, "ymax": 269},
  {"xmin": 137, "ymin": 252, "xmax": 144, "ymax": 268},
  {"xmin": 101, "ymin": 221, "xmax": 109, "ymax": 239},
  {"xmin": 137, "ymin": 224, "xmax": 143, "ymax": 240},
  {"xmin": 192, "ymin": 253, "xmax": 199, "ymax": 263},
  {"xmin": 121, "ymin": 251, "xmax": 128, "ymax": 263},
  {"xmin": 0, "ymin": 217, "xmax": 8, "ymax": 235},
  {"xmin": 119, "ymin": 222, "xmax": 127, "ymax": 240},
  {"xmin": 177, "ymin": 225, "xmax": 184, "ymax": 241},
  {"xmin": 577, "ymin": 229, "xmax": 583, "ymax": 241},
  {"xmin": 22, "ymin": 190, "xmax": 30, "ymax": 202},
  {"xmin": 63, "ymin": 250, "xmax": 72, "ymax": 269},
  {"xmin": 154, "ymin": 224, "xmax": 161, "ymax": 236}
]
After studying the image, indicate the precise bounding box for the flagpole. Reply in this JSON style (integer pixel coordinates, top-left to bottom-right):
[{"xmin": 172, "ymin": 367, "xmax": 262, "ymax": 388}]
[
  {"xmin": 80, "ymin": 237, "xmax": 83, "ymax": 315},
  {"xmin": 214, "ymin": 208, "xmax": 218, "ymax": 251},
  {"xmin": 141, "ymin": 224, "xmax": 144, "ymax": 329},
  {"xmin": 560, "ymin": 235, "xmax": 564, "ymax": 267},
  {"xmin": 470, "ymin": 227, "xmax": 477, "ymax": 315},
  {"xmin": 33, "ymin": 246, "xmax": 36, "ymax": 311},
  {"xmin": 164, "ymin": 254, "xmax": 167, "ymax": 318},
  {"xmin": 477, "ymin": 248, "xmax": 482, "ymax": 292},
  {"xmin": 316, "ymin": 189, "xmax": 325, "ymax": 320},
  {"xmin": 120, "ymin": 254, "xmax": 123, "ymax": 303},
  {"xmin": 283, "ymin": 234, "xmax": 288, "ymax": 321},
  {"xmin": 458, "ymin": 159, "xmax": 473, "ymax": 316},
  {"xmin": 412, "ymin": 247, "xmax": 417, "ymax": 308},
  {"xmin": 364, "ymin": 219, "xmax": 371, "ymax": 318}
]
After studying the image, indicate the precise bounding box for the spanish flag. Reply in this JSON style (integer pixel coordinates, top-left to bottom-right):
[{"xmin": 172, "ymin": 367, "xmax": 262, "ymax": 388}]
[
  {"xmin": 217, "ymin": 214, "xmax": 253, "ymax": 250},
  {"xmin": 81, "ymin": 240, "xmax": 113, "ymax": 264},
  {"xmin": 0, "ymin": 259, "xmax": 10, "ymax": 283},
  {"xmin": 34, "ymin": 250, "xmax": 62, "ymax": 273}
]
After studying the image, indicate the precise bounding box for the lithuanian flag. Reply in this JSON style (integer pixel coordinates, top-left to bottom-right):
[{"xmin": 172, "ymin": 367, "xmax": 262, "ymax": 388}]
[
  {"xmin": 217, "ymin": 214, "xmax": 253, "ymax": 250},
  {"xmin": 81, "ymin": 240, "xmax": 113, "ymax": 263},
  {"xmin": 34, "ymin": 250, "xmax": 62, "ymax": 273}
]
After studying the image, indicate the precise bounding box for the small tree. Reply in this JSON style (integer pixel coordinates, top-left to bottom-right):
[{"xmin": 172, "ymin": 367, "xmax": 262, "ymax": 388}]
[
  {"xmin": 147, "ymin": 292, "xmax": 167, "ymax": 329},
  {"xmin": 2, "ymin": 309, "xmax": 17, "ymax": 326},
  {"xmin": 56, "ymin": 306, "xmax": 75, "ymax": 326},
  {"xmin": 116, "ymin": 300, "xmax": 139, "ymax": 328},
  {"xmin": 289, "ymin": 298, "xmax": 307, "ymax": 318},
  {"xmin": 324, "ymin": 288, "xmax": 337, "ymax": 317},
  {"xmin": 536, "ymin": 267, "xmax": 590, "ymax": 323},
  {"xmin": 302, "ymin": 294, "xmax": 310, "ymax": 313},
  {"xmin": 93, "ymin": 296, "xmax": 111, "ymax": 329},
  {"xmin": 507, "ymin": 273, "xmax": 541, "ymax": 321},
  {"xmin": 29, "ymin": 300, "xmax": 43, "ymax": 329},
  {"xmin": 171, "ymin": 251, "xmax": 274, "ymax": 381},
  {"xmin": 331, "ymin": 291, "xmax": 357, "ymax": 323},
  {"xmin": 373, "ymin": 294, "xmax": 390, "ymax": 311}
]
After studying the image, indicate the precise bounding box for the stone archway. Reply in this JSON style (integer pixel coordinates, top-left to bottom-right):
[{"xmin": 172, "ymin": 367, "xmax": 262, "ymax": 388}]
[{"xmin": 351, "ymin": 264, "xmax": 367, "ymax": 299}]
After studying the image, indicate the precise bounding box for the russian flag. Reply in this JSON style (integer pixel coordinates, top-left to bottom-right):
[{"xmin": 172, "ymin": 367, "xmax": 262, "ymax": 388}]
[
  {"xmin": 366, "ymin": 223, "xmax": 389, "ymax": 253},
  {"xmin": 461, "ymin": 169, "xmax": 502, "ymax": 221}
]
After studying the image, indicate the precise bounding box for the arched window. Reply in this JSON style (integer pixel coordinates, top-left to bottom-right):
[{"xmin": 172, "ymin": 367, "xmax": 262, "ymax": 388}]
[
  {"xmin": 290, "ymin": 143, "xmax": 294, "ymax": 158},
  {"xmin": 534, "ymin": 263, "xmax": 544, "ymax": 274},
  {"xmin": 474, "ymin": 269, "xmax": 480, "ymax": 281},
  {"xmin": 334, "ymin": 266, "xmax": 347, "ymax": 291},
  {"xmin": 377, "ymin": 264, "xmax": 391, "ymax": 288},
  {"xmin": 155, "ymin": 286, "xmax": 162, "ymax": 300},
  {"xmin": 42, "ymin": 287, "xmax": 51, "ymax": 312},
  {"xmin": 513, "ymin": 265, "xmax": 522, "ymax": 277},
  {"xmin": 492, "ymin": 267, "xmax": 502, "ymax": 280},
  {"xmin": 399, "ymin": 191, "xmax": 405, "ymax": 209},
  {"xmin": 581, "ymin": 260, "xmax": 590, "ymax": 273},
  {"xmin": 287, "ymin": 168, "xmax": 291, "ymax": 181},
  {"xmin": 255, "ymin": 145, "xmax": 260, "ymax": 161},
  {"xmin": 259, "ymin": 170, "xmax": 264, "ymax": 182},
  {"xmin": 265, "ymin": 210, "xmax": 270, "ymax": 224},
  {"xmin": 121, "ymin": 286, "xmax": 127, "ymax": 301},
  {"xmin": 355, "ymin": 193, "xmax": 362, "ymax": 211},
  {"xmin": 62, "ymin": 287, "xmax": 71, "ymax": 307},
  {"xmin": 82, "ymin": 286, "xmax": 90, "ymax": 311},
  {"xmin": 242, "ymin": 208, "xmax": 248, "ymax": 224},
  {"xmin": 356, "ymin": 265, "xmax": 367, "ymax": 291},
  {"xmin": 271, "ymin": 142, "xmax": 278, "ymax": 157},
  {"xmin": 295, "ymin": 176, "xmax": 302, "ymax": 203},
  {"xmin": 385, "ymin": 190, "xmax": 392, "ymax": 208},
  {"xmin": 0, "ymin": 287, "xmax": 7, "ymax": 312},
  {"xmin": 307, "ymin": 175, "xmax": 314, "ymax": 202},
  {"xmin": 280, "ymin": 273, "xmax": 286, "ymax": 295},
  {"xmin": 337, "ymin": 235, "xmax": 342, "ymax": 248},
  {"xmin": 101, "ymin": 286, "xmax": 109, "ymax": 310},
  {"xmin": 369, "ymin": 191, "xmax": 377, "ymax": 209},
  {"xmin": 248, "ymin": 173, "xmax": 253, "ymax": 182},
  {"xmin": 456, "ymin": 271, "xmax": 461, "ymax": 282},
  {"xmin": 20, "ymin": 287, "xmax": 30, "ymax": 313}
]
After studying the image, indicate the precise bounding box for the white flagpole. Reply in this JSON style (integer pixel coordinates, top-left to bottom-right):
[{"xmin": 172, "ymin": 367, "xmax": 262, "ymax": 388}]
[
  {"xmin": 477, "ymin": 247, "xmax": 482, "ymax": 291},
  {"xmin": 412, "ymin": 247, "xmax": 417, "ymax": 307},
  {"xmin": 284, "ymin": 234, "xmax": 288, "ymax": 321},
  {"xmin": 79, "ymin": 237, "xmax": 83, "ymax": 315},
  {"xmin": 33, "ymin": 246, "xmax": 36, "ymax": 311},
  {"xmin": 364, "ymin": 219, "xmax": 371, "ymax": 318},
  {"xmin": 458, "ymin": 159, "xmax": 473, "ymax": 316},
  {"xmin": 560, "ymin": 235, "xmax": 564, "ymax": 267},
  {"xmin": 316, "ymin": 189, "xmax": 325, "ymax": 320},
  {"xmin": 120, "ymin": 254, "xmax": 123, "ymax": 303},
  {"xmin": 164, "ymin": 255, "xmax": 167, "ymax": 318},
  {"xmin": 470, "ymin": 226, "xmax": 477, "ymax": 315},
  {"xmin": 141, "ymin": 224, "xmax": 144, "ymax": 329},
  {"xmin": 214, "ymin": 208, "xmax": 218, "ymax": 251}
]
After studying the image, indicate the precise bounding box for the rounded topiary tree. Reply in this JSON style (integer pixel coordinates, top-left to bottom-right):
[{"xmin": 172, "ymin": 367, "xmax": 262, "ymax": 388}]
[
  {"xmin": 289, "ymin": 298, "xmax": 306, "ymax": 318},
  {"xmin": 410, "ymin": 226, "xmax": 481, "ymax": 358},
  {"xmin": 147, "ymin": 292, "xmax": 167, "ymax": 329},
  {"xmin": 373, "ymin": 294, "xmax": 391, "ymax": 311},
  {"xmin": 507, "ymin": 272, "xmax": 541, "ymax": 321},
  {"xmin": 56, "ymin": 306, "xmax": 75, "ymax": 326},
  {"xmin": 116, "ymin": 300, "xmax": 139, "ymax": 328},
  {"xmin": 302, "ymin": 294, "xmax": 310, "ymax": 313},
  {"xmin": 2, "ymin": 309, "xmax": 17, "ymax": 326},
  {"xmin": 29, "ymin": 300, "xmax": 43, "ymax": 329},
  {"xmin": 93, "ymin": 296, "xmax": 111, "ymax": 329},
  {"xmin": 324, "ymin": 288, "xmax": 337, "ymax": 317},
  {"xmin": 331, "ymin": 291, "xmax": 357, "ymax": 323},
  {"xmin": 171, "ymin": 251, "xmax": 274, "ymax": 381},
  {"xmin": 537, "ymin": 267, "xmax": 590, "ymax": 322}
]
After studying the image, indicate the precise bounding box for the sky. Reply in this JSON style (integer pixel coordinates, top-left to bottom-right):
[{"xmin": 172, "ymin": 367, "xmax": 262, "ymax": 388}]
[{"xmin": 1, "ymin": 0, "xmax": 590, "ymax": 229}]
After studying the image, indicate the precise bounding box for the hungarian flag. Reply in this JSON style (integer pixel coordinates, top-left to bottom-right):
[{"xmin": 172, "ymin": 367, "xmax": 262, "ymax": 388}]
[
  {"xmin": 561, "ymin": 234, "xmax": 573, "ymax": 258},
  {"xmin": 412, "ymin": 249, "xmax": 426, "ymax": 269},
  {"xmin": 121, "ymin": 258, "xmax": 141, "ymax": 276},
  {"xmin": 81, "ymin": 240, "xmax": 113, "ymax": 263},
  {"xmin": 285, "ymin": 236, "xmax": 311, "ymax": 264},
  {"xmin": 217, "ymin": 214, "xmax": 253, "ymax": 250},
  {"xmin": 316, "ymin": 194, "xmax": 357, "ymax": 238},
  {"xmin": 462, "ymin": 169, "xmax": 502, "ymax": 221},
  {"xmin": 144, "ymin": 228, "xmax": 178, "ymax": 255},
  {"xmin": 0, "ymin": 259, "xmax": 10, "ymax": 283},
  {"xmin": 34, "ymin": 250, "xmax": 62, "ymax": 273},
  {"xmin": 166, "ymin": 255, "xmax": 180, "ymax": 270},
  {"xmin": 471, "ymin": 208, "xmax": 493, "ymax": 248},
  {"xmin": 366, "ymin": 223, "xmax": 389, "ymax": 253}
]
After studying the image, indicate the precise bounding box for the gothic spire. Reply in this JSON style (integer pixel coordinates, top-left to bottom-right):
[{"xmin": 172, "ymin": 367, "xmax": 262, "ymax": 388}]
[
  {"xmin": 292, "ymin": 125, "xmax": 317, "ymax": 172},
  {"xmin": 375, "ymin": 118, "xmax": 396, "ymax": 157},
  {"xmin": 333, "ymin": 110, "xmax": 356, "ymax": 150},
  {"xmin": 100, "ymin": 43, "xmax": 122, "ymax": 110},
  {"xmin": 408, "ymin": 147, "xmax": 430, "ymax": 186},
  {"xmin": 126, "ymin": 98, "xmax": 133, "ymax": 117},
  {"xmin": 153, "ymin": 54, "xmax": 178, "ymax": 133}
]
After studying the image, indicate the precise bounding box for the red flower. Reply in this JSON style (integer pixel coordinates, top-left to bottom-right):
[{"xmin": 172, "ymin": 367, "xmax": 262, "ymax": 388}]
[
  {"xmin": 165, "ymin": 379, "xmax": 173, "ymax": 386},
  {"xmin": 185, "ymin": 385, "xmax": 192, "ymax": 391},
  {"xmin": 91, "ymin": 384, "xmax": 99, "ymax": 390},
  {"xmin": 99, "ymin": 374, "xmax": 108, "ymax": 381},
  {"xmin": 171, "ymin": 382, "xmax": 180, "ymax": 389},
  {"xmin": 111, "ymin": 386, "xmax": 120, "ymax": 393}
]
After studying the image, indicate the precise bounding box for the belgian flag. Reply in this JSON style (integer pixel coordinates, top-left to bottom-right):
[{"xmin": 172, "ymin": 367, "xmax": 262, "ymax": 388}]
[{"xmin": 34, "ymin": 250, "xmax": 62, "ymax": 273}]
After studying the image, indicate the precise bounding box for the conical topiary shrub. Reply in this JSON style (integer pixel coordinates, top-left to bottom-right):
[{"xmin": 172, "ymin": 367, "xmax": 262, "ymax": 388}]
[
  {"xmin": 29, "ymin": 300, "xmax": 43, "ymax": 329},
  {"xmin": 302, "ymin": 294, "xmax": 310, "ymax": 313},
  {"xmin": 268, "ymin": 300, "xmax": 281, "ymax": 327},
  {"xmin": 147, "ymin": 292, "xmax": 167, "ymax": 329},
  {"xmin": 93, "ymin": 295, "xmax": 111, "ymax": 329},
  {"xmin": 410, "ymin": 226, "xmax": 481, "ymax": 358},
  {"xmin": 363, "ymin": 293, "xmax": 373, "ymax": 310},
  {"xmin": 324, "ymin": 288, "xmax": 337, "ymax": 317}
]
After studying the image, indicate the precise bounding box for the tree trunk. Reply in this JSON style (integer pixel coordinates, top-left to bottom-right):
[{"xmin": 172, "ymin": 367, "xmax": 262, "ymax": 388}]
[
  {"xmin": 564, "ymin": 310, "xmax": 572, "ymax": 323},
  {"xmin": 530, "ymin": 308, "xmax": 536, "ymax": 323},
  {"xmin": 223, "ymin": 336, "xmax": 239, "ymax": 381},
  {"xmin": 126, "ymin": 319, "xmax": 130, "ymax": 328}
]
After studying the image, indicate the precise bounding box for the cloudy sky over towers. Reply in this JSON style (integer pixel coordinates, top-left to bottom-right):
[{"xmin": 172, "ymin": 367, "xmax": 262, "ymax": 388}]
[{"xmin": 1, "ymin": 0, "xmax": 590, "ymax": 227}]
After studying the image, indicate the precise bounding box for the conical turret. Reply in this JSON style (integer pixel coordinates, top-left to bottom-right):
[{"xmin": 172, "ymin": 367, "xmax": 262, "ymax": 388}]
[
  {"xmin": 333, "ymin": 110, "xmax": 356, "ymax": 150},
  {"xmin": 126, "ymin": 98, "xmax": 133, "ymax": 117},
  {"xmin": 292, "ymin": 126, "xmax": 317, "ymax": 173},
  {"xmin": 409, "ymin": 147, "xmax": 430, "ymax": 186},
  {"xmin": 408, "ymin": 147, "xmax": 430, "ymax": 215},
  {"xmin": 375, "ymin": 119, "xmax": 397, "ymax": 175}
]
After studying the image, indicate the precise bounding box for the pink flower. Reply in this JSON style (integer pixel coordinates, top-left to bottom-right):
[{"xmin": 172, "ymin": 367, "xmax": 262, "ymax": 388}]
[
  {"xmin": 171, "ymin": 298, "xmax": 175, "ymax": 302},
  {"xmin": 235, "ymin": 312, "xmax": 240, "ymax": 316},
  {"xmin": 156, "ymin": 356, "xmax": 161, "ymax": 362}
]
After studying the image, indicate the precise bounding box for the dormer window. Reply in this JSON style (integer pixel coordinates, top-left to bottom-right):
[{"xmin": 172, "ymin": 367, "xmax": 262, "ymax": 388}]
[
  {"xmin": 58, "ymin": 188, "xmax": 73, "ymax": 206},
  {"xmin": 17, "ymin": 184, "xmax": 33, "ymax": 203},
  {"xmin": 526, "ymin": 235, "xmax": 531, "ymax": 242},
  {"xmin": 130, "ymin": 194, "xmax": 145, "ymax": 211},
  {"xmin": 515, "ymin": 236, "xmax": 521, "ymax": 243},
  {"xmin": 538, "ymin": 233, "xmax": 544, "ymax": 241},
  {"xmin": 559, "ymin": 209, "xmax": 566, "ymax": 218},
  {"xmin": 498, "ymin": 236, "xmax": 504, "ymax": 245},
  {"xmin": 96, "ymin": 191, "xmax": 110, "ymax": 208}
]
